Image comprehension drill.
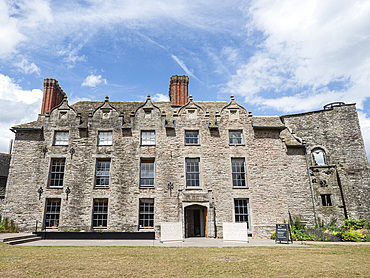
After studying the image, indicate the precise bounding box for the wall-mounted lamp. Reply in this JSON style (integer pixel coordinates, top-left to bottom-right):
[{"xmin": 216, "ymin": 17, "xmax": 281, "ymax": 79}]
[
  {"xmin": 65, "ymin": 186, "xmax": 71, "ymax": 200},
  {"xmin": 70, "ymin": 148, "xmax": 75, "ymax": 159},
  {"xmin": 42, "ymin": 147, "xmax": 48, "ymax": 157},
  {"xmin": 167, "ymin": 182, "xmax": 174, "ymax": 197},
  {"xmin": 37, "ymin": 187, "xmax": 43, "ymax": 200}
]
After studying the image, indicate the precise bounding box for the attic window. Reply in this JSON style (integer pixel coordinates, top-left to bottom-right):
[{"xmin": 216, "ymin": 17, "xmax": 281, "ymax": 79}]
[
  {"xmin": 229, "ymin": 109, "xmax": 239, "ymax": 120},
  {"xmin": 59, "ymin": 111, "xmax": 67, "ymax": 119},
  {"xmin": 144, "ymin": 108, "xmax": 152, "ymax": 119},
  {"xmin": 187, "ymin": 109, "xmax": 196, "ymax": 119},
  {"xmin": 312, "ymin": 149, "xmax": 326, "ymax": 165}
]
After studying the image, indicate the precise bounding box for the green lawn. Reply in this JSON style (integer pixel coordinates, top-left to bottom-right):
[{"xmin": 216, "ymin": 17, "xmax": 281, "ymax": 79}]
[{"xmin": 0, "ymin": 243, "xmax": 369, "ymax": 277}]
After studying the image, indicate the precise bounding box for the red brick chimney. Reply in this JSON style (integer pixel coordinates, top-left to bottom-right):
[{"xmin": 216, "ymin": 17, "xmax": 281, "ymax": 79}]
[
  {"xmin": 168, "ymin": 75, "xmax": 189, "ymax": 106},
  {"xmin": 41, "ymin": 79, "xmax": 66, "ymax": 114}
]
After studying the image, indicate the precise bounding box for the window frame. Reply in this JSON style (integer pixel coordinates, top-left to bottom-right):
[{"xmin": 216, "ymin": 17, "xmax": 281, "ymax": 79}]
[
  {"xmin": 141, "ymin": 131, "xmax": 156, "ymax": 146},
  {"xmin": 53, "ymin": 131, "xmax": 69, "ymax": 146},
  {"xmin": 48, "ymin": 158, "xmax": 65, "ymax": 188},
  {"xmin": 95, "ymin": 159, "xmax": 111, "ymax": 188},
  {"xmin": 92, "ymin": 198, "xmax": 108, "ymax": 229},
  {"xmin": 321, "ymin": 194, "xmax": 332, "ymax": 206},
  {"xmin": 234, "ymin": 198, "xmax": 250, "ymax": 230},
  {"xmin": 139, "ymin": 198, "xmax": 154, "ymax": 230},
  {"xmin": 312, "ymin": 148, "xmax": 326, "ymax": 165},
  {"xmin": 231, "ymin": 158, "xmax": 247, "ymax": 188},
  {"xmin": 185, "ymin": 130, "xmax": 199, "ymax": 145},
  {"xmin": 229, "ymin": 130, "xmax": 243, "ymax": 145},
  {"xmin": 98, "ymin": 131, "xmax": 113, "ymax": 146},
  {"xmin": 140, "ymin": 158, "xmax": 155, "ymax": 188},
  {"xmin": 44, "ymin": 198, "xmax": 61, "ymax": 229},
  {"xmin": 185, "ymin": 158, "xmax": 201, "ymax": 188}
]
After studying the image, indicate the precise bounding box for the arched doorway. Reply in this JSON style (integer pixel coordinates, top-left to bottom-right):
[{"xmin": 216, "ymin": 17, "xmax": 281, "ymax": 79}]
[{"xmin": 185, "ymin": 205, "xmax": 207, "ymax": 237}]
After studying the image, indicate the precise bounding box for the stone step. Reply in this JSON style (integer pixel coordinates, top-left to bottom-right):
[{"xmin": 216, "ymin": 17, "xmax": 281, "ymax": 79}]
[{"xmin": 2, "ymin": 234, "xmax": 42, "ymax": 245}]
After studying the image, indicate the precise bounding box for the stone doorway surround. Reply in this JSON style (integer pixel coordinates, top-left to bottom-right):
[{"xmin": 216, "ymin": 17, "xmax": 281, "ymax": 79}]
[
  {"xmin": 184, "ymin": 205, "xmax": 207, "ymax": 238},
  {"xmin": 178, "ymin": 190, "xmax": 216, "ymax": 238}
]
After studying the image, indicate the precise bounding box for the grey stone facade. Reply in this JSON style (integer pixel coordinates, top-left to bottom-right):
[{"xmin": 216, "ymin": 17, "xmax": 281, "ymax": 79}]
[
  {"xmin": 2, "ymin": 78, "xmax": 369, "ymax": 239},
  {"xmin": 0, "ymin": 153, "xmax": 11, "ymax": 213}
]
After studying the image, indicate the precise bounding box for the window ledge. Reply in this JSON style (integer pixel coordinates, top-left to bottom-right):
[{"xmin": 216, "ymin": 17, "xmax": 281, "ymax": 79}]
[
  {"xmin": 185, "ymin": 144, "xmax": 200, "ymax": 146},
  {"xmin": 48, "ymin": 186, "xmax": 63, "ymax": 189},
  {"xmin": 140, "ymin": 186, "xmax": 155, "ymax": 189},
  {"xmin": 185, "ymin": 187, "xmax": 202, "ymax": 190},
  {"xmin": 98, "ymin": 144, "xmax": 113, "ymax": 146},
  {"xmin": 229, "ymin": 144, "xmax": 245, "ymax": 146},
  {"xmin": 140, "ymin": 144, "xmax": 156, "ymax": 147},
  {"xmin": 139, "ymin": 228, "xmax": 155, "ymax": 232},
  {"xmin": 233, "ymin": 186, "xmax": 248, "ymax": 189},
  {"xmin": 94, "ymin": 186, "xmax": 110, "ymax": 189}
]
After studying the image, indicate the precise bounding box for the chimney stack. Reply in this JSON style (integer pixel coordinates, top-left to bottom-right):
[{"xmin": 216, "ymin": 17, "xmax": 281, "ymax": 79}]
[
  {"xmin": 168, "ymin": 75, "xmax": 189, "ymax": 106},
  {"xmin": 41, "ymin": 79, "xmax": 66, "ymax": 114}
]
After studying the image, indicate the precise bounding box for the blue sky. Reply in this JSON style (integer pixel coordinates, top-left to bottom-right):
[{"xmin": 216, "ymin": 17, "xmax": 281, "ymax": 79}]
[{"xmin": 0, "ymin": 0, "xmax": 369, "ymax": 161}]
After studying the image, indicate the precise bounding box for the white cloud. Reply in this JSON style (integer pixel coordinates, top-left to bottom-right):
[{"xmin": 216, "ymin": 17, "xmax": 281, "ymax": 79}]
[
  {"xmin": 0, "ymin": 73, "xmax": 43, "ymax": 153},
  {"xmin": 82, "ymin": 74, "xmax": 107, "ymax": 87},
  {"xmin": 171, "ymin": 55, "xmax": 200, "ymax": 82},
  {"xmin": 14, "ymin": 57, "xmax": 40, "ymax": 75},
  {"xmin": 225, "ymin": 0, "xmax": 370, "ymax": 112},
  {"xmin": 151, "ymin": 93, "xmax": 169, "ymax": 101},
  {"xmin": 58, "ymin": 44, "xmax": 87, "ymax": 67},
  {"xmin": 0, "ymin": 0, "xmax": 53, "ymax": 59}
]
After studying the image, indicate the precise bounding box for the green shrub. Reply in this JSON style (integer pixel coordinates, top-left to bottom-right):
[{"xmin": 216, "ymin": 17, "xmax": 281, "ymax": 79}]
[
  {"xmin": 344, "ymin": 217, "xmax": 370, "ymax": 230},
  {"xmin": 270, "ymin": 231, "xmax": 275, "ymax": 240},
  {"xmin": 341, "ymin": 230, "xmax": 366, "ymax": 242}
]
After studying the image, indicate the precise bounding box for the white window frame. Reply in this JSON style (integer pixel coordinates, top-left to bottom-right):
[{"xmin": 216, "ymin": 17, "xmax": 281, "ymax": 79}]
[
  {"xmin": 140, "ymin": 158, "xmax": 155, "ymax": 187},
  {"xmin": 98, "ymin": 131, "xmax": 113, "ymax": 146},
  {"xmin": 185, "ymin": 158, "xmax": 200, "ymax": 188},
  {"xmin": 92, "ymin": 199, "xmax": 108, "ymax": 229},
  {"xmin": 234, "ymin": 198, "xmax": 250, "ymax": 230},
  {"xmin": 44, "ymin": 198, "xmax": 61, "ymax": 229},
  {"xmin": 231, "ymin": 158, "xmax": 247, "ymax": 187},
  {"xmin": 54, "ymin": 131, "xmax": 69, "ymax": 146},
  {"xmin": 229, "ymin": 130, "xmax": 243, "ymax": 145},
  {"xmin": 48, "ymin": 158, "xmax": 65, "ymax": 188},
  {"xmin": 185, "ymin": 130, "xmax": 199, "ymax": 145},
  {"xmin": 139, "ymin": 198, "xmax": 154, "ymax": 230},
  {"xmin": 141, "ymin": 131, "xmax": 155, "ymax": 145},
  {"xmin": 95, "ymin": 159, "xmax": 111, "ymax": 188}
]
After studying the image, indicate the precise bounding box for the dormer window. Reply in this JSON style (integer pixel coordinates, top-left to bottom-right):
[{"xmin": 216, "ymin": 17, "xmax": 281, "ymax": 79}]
[
  {"xmin": 312, "ymin": 148, "xmax": 326, "ymax": 165},
  {"xmin": 229, "ymin": 109, "xmax": 239, "ymax": 120},
  {"xmin": 98, "ymin": 131, "xmax": 113, "ymax": 146},
  {"xmin": 144, "ymin": 108, "xmax": 152, "ymax": 119},
  {"xmin": 141, "ymin": 131, "xmax": 155, "ymax": 145},
  {"xmin": 54, "ymin": 131, "xmax": 69, "ymax": 146}
]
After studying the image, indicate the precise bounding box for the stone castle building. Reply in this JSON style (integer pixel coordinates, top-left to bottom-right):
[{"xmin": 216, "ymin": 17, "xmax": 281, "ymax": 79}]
[{"xmin": 2, "ymin": 75, "xmax": 369, "ymax": 238}]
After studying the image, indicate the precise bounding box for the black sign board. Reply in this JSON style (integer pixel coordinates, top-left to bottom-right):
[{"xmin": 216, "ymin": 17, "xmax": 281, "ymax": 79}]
[{"xmin": 275, "ymin": 224, "xmax": 292, "ymax": 244}]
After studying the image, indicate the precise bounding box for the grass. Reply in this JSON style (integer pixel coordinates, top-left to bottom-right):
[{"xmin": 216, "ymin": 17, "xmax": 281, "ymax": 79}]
[{"xmin": 0, "ymin": 243, "xmax": 369, "ymax": 277}]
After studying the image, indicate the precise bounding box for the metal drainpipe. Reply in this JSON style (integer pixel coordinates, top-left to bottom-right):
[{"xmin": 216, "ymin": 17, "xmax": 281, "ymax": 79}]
[{"xmin": 303, "ymin": 144, "xmax": 318, "ymax": 226}]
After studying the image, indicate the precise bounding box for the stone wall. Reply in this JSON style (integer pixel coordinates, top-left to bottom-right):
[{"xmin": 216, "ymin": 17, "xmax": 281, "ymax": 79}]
[
  {"xmin": 5, "ymin": 98, "xmax": 368, "ymax": 239},
  {"xmin": 282, "ymin": 104, "xmax": 370, "ymax": 223},
  {"xmin": 4, "ymin": 95, "xmax": 320, "ymax": 239}
]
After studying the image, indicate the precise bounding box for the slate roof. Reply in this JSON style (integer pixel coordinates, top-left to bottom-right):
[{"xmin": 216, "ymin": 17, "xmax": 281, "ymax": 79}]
[
  {"xmin": 251, "ymin": 116, "xmax": 285, "ymax": 130},
  {"xmin": 280, "ymin": 128, "xmax": 303, "ymax": 147}
]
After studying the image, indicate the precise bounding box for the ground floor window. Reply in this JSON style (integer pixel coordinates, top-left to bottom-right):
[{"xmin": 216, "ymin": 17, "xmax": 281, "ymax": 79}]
[
  {"xmin": 234, "ymin": 199, "xmax": 250, "ymax": 229},
  {"xmin": 139, "ymin": 198, "xmax": 154, "ymax": 229},
  {"xmin": 93, "ymin": 199, "xmax": 108, "ymax": 229},
  {"xmin": 321, "ymin": 194, "xmax": 332, "ymax": 206},
  {"xmin": 44, "ymin": 198, "xmax": 61, "ymax": 229}
]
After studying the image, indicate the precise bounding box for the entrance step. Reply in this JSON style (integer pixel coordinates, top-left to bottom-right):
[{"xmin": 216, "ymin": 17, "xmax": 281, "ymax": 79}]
[{"xmin": 2, "ymin": 234, "xmax": 42, "ymax": 245}]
